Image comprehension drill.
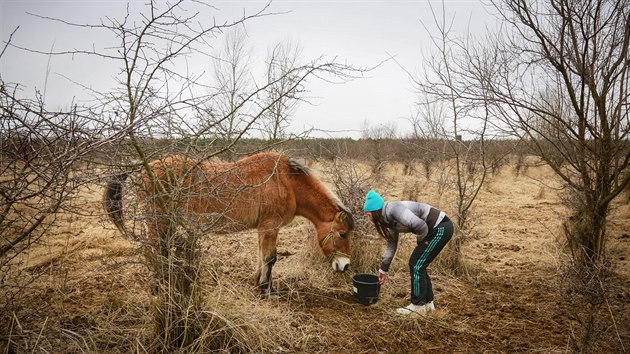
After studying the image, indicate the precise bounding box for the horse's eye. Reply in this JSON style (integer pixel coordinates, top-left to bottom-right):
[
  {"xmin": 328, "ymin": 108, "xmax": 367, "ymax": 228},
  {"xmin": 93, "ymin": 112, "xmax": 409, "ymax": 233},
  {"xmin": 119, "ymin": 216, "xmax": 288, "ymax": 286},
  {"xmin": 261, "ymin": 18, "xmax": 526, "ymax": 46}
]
[{"xmin": 339, "ymin": 232, "xmax": 347, "ymax": 239}]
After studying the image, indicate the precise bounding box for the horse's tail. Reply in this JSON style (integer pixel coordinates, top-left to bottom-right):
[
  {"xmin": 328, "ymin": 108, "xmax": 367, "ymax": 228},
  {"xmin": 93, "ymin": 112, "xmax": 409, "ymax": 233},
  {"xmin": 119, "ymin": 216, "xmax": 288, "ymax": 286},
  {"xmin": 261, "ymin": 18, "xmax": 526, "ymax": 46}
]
[{"xmin": 103, "ymin": 173, "xmax": 129, "ymax": 236}]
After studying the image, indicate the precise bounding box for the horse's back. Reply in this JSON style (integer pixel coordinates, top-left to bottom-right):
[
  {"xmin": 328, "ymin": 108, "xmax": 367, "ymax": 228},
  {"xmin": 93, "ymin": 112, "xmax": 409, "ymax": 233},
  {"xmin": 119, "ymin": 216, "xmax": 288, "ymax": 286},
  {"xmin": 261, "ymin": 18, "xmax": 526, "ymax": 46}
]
[
  {"xmin": 139, "ymin": 152, "xmax": 299, "ymax": 230},
  {"xmin": 227, "ymin": 152, "xmax": 298, "ymax": 227}
]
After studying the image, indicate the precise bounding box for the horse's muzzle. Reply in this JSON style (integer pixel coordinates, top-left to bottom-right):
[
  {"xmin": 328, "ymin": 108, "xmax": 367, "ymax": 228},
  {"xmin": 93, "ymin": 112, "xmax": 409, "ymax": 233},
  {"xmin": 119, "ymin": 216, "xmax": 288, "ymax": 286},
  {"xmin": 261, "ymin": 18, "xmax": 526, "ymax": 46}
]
[{"xmin": 332, "ymin": 257, "xmax": 350, "ymax": 272}]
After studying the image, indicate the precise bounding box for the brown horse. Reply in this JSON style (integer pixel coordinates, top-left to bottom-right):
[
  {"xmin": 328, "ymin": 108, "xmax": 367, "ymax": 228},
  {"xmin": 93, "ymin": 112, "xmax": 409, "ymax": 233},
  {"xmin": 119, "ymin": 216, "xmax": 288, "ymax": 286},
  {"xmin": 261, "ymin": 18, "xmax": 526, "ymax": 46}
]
[{"xmin": 103, "ymin": 151, "xmax": 354, "ymax": 296}]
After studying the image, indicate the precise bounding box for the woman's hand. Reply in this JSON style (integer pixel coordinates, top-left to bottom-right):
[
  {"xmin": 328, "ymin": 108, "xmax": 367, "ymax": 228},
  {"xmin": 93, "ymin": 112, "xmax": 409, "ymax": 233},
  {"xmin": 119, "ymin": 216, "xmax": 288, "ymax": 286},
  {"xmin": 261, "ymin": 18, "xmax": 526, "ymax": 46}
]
[{"xmin": 377, "ymin": 269, "xmax": 387, "ymax": 285}]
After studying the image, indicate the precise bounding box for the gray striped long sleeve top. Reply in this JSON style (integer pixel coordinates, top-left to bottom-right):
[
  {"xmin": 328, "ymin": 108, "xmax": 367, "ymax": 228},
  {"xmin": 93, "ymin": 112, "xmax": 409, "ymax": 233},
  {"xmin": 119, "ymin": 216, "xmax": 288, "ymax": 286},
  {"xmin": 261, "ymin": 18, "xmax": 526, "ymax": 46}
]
[{"xmin": 379, "ymin": 201, "xmax": 445, "ymax": 272}]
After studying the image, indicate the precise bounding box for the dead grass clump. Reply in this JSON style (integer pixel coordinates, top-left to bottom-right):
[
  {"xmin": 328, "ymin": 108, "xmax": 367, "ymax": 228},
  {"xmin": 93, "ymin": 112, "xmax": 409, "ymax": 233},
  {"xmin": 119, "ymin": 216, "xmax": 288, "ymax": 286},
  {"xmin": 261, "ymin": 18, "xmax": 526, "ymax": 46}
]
[
  {"xmin": 134, "ymin": 267, "xmax": 315, "ymax": 353},
  {"xmin": 286, "ymin": 222, "xmax": 383, "ymax": 285},
  {"xmin": 284, "ymin": 228, "xmax": 351, "ymax": 287},
  {"xmin": 429, "ymin": 223, "xmax": 484, "ymax": 279},
  {"xmin": 349, "ymin": 233, "xmax": 383, "ymax": 275},
  {"xmin": 556, "ymin": 258, "xmax": 623, "ymax": 353},
  {"xmin": 63, "ymin": 296, "xmax": 151, "ymax": 353},
  {"xmin": 192, "ymin": 262, "xmax": 327, "ymax": 353},
  {"xmin": 432, "ymin": 240, "xmax": 484, "ymax": 279},
  {"xmin": 0, "ymin": 259, "xmax": 152, "ymax": 353},
  {"xmin": 153, "ymin": 309, "xmax": 258, "ymax": 353}
]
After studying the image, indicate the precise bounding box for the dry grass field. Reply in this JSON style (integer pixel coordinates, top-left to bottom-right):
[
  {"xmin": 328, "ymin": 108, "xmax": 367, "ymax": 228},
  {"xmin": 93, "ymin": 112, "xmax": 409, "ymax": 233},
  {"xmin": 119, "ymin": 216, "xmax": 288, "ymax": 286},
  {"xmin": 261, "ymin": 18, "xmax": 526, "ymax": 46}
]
[{"xmin": 3, "ymin": 159, "xmax": 629, "ymax": 353}]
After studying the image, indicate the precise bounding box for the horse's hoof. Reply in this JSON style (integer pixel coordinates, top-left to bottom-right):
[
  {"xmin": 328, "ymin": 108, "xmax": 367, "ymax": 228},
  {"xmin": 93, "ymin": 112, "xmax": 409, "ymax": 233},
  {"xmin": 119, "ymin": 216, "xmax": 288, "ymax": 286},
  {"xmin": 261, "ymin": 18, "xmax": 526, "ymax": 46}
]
[{"xmin": 259, "ymin": 286, "xmax": 276, "ymax": 299}]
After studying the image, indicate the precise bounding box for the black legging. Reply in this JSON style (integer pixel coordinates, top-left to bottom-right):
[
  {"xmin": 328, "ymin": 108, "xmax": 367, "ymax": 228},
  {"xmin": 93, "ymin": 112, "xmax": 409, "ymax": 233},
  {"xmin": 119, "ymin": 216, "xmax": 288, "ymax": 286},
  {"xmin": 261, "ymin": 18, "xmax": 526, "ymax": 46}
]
[{"xmin": 408, "ymin": 216, "xmax": 453, "ymax": 305}]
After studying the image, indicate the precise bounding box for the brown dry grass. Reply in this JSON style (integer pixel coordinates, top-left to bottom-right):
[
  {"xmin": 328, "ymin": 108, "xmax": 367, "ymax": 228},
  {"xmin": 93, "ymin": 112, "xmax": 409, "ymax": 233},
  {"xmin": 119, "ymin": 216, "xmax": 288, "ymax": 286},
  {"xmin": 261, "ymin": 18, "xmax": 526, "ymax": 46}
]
[{"xmin": 2, "ymin": 159, "xmax": 629, "ymax": 353}]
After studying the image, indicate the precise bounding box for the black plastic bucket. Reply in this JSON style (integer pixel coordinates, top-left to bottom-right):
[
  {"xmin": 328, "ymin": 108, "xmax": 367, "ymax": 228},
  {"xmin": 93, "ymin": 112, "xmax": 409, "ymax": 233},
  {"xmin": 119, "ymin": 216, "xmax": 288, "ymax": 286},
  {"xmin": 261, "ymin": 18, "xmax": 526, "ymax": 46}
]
[{"xmin": 352, "ymin": 273, "xmax": 380, "ymax": 305}]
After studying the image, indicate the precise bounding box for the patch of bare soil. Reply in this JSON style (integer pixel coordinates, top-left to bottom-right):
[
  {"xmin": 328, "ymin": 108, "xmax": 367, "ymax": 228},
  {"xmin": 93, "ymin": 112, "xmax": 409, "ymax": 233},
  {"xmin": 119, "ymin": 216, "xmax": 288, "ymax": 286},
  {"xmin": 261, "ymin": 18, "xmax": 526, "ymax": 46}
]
[{"xmin": 2, "ymin": 161, "xmax": 629, "ymax": 353}]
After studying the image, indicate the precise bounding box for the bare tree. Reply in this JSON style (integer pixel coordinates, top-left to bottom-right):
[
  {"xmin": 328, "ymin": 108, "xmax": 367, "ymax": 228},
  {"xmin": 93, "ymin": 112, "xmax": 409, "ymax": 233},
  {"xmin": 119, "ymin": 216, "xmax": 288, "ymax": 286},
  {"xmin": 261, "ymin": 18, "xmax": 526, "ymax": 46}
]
[
  {"xmin": 260, "ymin": 40, "xmax": 303, "ymax": 141},
  {"xmin": 360, "ymin": 119, "xmax": 398, "ymax": 173},
  {"xmin": 8, "ymin": 1, "xmax": 365, "ymax": 351},
  {"xmin": 410, "ymin": 2, "xmax": 492, "ymax": 274},
  {"xmin": 407, "ymin": 97, "xmax": 451, "ymax": 179},
  {"xmin": 409, "ymin": 95, "xmax": 448, "ymax": 140},
  {"xmin": 422, "ymin": 0, "xmax": 629, "ymax": 350},
  {"xmin": 4, "ymin": 0, "xmax": 371, "ymax": 349},
  {"xmin": 485, "ymin": 0, "xmax": 630, "ymax": 267},
  {"xmin": 207, "ymin": 27, "xmax": 254, "ymax": 158},
  {"xmin": 488, "ymin": 3, "xmax": 629, "ymax": 350}
]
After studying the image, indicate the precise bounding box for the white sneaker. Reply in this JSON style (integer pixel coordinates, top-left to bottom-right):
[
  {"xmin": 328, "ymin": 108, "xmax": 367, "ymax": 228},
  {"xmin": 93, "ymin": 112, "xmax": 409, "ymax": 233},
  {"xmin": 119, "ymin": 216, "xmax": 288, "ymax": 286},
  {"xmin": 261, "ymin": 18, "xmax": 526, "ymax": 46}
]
[
  {"xmin": 396, "ymin": 303, "xmax": 427, "ymax": 315},
  {"xmin": 396, "ymin": 302, "xmax": 435, "ymax": 315}
]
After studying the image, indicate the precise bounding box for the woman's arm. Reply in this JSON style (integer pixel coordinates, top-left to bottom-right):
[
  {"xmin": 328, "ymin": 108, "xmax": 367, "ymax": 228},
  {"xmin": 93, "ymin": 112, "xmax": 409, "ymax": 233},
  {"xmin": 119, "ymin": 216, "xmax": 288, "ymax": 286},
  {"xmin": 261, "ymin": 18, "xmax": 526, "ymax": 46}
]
[{"xmin": 379, "ymin": 229, "xmax": 399, "ymax": 272}]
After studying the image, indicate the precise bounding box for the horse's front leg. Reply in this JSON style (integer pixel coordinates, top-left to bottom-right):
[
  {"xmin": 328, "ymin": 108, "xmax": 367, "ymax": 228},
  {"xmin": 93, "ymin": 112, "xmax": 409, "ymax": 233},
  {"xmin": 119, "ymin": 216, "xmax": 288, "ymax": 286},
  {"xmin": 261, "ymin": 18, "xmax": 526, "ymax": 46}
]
[{"xmin": 255, "ymin": 224, "xmax": 279, "ymax": 298}]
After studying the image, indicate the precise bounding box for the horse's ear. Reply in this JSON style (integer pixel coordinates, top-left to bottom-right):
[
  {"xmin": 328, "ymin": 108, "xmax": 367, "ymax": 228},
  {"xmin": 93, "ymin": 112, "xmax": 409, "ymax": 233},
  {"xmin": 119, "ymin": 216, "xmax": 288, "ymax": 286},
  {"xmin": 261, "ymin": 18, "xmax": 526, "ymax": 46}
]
[{"xmin": 336, "ymin": 209, "xmax": 354, "ymax": 231}]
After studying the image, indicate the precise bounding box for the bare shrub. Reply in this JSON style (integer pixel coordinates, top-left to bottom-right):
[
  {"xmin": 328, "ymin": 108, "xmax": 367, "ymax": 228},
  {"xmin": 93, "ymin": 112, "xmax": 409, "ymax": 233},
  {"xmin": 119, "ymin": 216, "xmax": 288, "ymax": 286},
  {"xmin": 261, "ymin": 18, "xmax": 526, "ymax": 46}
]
[
  {"xmin": 64, "ymin": 0, "xmax": 365, "ymax": 349},
  {"xmin": 557, "ymin": 258, "xmax": 619, "ymax": 353},
  {"xmin": 514, "ymin": 149, "xmax": 527, "ymax": 177},
  {"xmin": 320, "ymin": 155, "xmax": 386, "ymax": 273},
  {"xmin": 147, "ymin": 222, "xmax": 205, "ymax": 351},
  {"xmin": 401, "ymin": 181, "xmax": 420, "ymax": 201},
  {"xmin": 0, "ymin": 68, "xmax": 116, "ymax": 350},
  {"xmin": 484, "ymin": 140, "xmax": 515, "ymax": 176}
]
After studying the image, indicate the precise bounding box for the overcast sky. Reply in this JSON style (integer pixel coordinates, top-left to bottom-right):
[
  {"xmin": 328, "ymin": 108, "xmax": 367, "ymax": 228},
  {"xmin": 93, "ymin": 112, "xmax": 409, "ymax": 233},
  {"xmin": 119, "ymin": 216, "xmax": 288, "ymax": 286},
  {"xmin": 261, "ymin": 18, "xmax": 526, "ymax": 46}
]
[{"xmin": 1, "ymin": 0, "xmax": 497, "ymax": 139}]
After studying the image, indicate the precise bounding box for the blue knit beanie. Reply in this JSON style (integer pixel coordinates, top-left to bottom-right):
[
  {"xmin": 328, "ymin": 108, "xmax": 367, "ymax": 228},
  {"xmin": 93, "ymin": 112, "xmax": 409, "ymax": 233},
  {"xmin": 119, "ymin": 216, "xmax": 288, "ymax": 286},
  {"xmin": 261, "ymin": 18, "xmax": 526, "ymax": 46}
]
[{"xmin": 364, "ymin": 190, "xmax": 385, "ymax": 212}]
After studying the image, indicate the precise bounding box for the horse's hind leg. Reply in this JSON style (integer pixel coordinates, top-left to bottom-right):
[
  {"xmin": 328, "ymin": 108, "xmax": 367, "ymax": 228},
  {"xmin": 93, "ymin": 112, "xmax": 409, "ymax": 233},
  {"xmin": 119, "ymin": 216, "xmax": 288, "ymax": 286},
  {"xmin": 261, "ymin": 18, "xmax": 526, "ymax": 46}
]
[{"xmin": 255, "ymin": 222, "xmax": 280, "ymax": 298}]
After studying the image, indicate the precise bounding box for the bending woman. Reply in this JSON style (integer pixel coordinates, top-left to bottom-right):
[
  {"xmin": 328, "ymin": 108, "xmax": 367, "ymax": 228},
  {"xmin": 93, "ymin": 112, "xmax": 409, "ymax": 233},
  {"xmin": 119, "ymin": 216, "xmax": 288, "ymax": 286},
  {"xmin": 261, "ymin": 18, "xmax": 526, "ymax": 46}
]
[{"xmin": 364, "ymin": 190, "xmax": 453, "ymax": 315}]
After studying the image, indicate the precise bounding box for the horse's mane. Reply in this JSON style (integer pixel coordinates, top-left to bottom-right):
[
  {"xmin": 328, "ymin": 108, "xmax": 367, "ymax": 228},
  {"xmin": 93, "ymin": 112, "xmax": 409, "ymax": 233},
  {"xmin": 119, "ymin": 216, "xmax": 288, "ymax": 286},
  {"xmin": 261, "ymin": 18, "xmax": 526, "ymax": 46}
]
[
  {"xmin": 287, "ymin": 158, "xmax": 311, "ymax": 176},
  {"xmin": 287, "ymin": 157, "xmax": 354, "ymax": 231}
]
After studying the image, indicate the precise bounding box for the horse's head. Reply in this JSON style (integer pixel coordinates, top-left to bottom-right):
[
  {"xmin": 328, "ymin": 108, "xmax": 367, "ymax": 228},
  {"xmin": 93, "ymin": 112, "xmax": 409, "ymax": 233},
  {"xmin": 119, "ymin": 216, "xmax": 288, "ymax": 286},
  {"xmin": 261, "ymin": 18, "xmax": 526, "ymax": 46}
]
[{"xmin": 318, "ymin": 209, "xmax": 354, "ymax": 272}]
